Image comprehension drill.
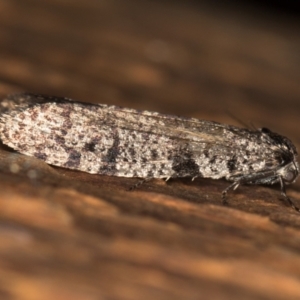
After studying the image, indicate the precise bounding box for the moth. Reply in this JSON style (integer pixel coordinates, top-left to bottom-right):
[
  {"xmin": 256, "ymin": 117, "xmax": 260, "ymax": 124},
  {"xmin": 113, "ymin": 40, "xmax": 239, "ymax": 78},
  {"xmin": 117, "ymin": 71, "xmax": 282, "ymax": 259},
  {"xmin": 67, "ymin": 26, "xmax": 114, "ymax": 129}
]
[{"xmin": 0, "ymin": 93, "xmax": 299, "ymax": 211}]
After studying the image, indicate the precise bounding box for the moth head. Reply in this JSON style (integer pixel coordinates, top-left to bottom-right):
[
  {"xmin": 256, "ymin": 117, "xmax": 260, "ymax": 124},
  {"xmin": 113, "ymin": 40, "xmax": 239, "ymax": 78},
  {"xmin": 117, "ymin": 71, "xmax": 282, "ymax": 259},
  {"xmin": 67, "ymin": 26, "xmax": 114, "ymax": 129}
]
[
  {"xmin": 278, "ymin": 161, "xmax": 299, "ymax": 184},
  {"xmin": 260, "ymin": 128, "xmax": 299, "ymax": 185}
]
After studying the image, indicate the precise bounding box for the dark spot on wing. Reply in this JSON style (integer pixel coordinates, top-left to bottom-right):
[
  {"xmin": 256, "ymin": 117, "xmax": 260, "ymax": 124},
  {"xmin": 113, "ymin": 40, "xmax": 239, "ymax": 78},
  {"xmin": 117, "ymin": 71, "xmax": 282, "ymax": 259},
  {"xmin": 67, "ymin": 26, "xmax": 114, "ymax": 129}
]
[
  {"xmin": 209, "ymin": 155, "xmax": 217, "ymax": 164},
  {"xmin": 151, "ymin": 149, "xmax": 158, "ymax": 159},
  {"xmin": 203, "ymin": 150, "xmax": 209, "ymax": 158},
  {"xmin": 172, "ymin": 152, "xmax": 200, "ymax": 177},
  {"xmin": 60, "ymin": 129, "xmax": 68, "ymax": 136},
  {"xmin": 64, "ymin": 150, "xmax": 81, "ymax": 168},
  {"xmin": 227, "ymin": 156, "xmax": 237, "ymax": 172},
  {"xmin": 147, "ymin": 170, "xmax": 154, "ymax": 177},
  {"xmin": 129, "ymin": 147, "xmax": 136, "ymax": 157},
  {"xmin": 85, "ymin": 142, "xmax": 96, "ymax": 152},
  {"xmin": 55, "ymin": 135, "xmax": 65, "ymax": 145}
]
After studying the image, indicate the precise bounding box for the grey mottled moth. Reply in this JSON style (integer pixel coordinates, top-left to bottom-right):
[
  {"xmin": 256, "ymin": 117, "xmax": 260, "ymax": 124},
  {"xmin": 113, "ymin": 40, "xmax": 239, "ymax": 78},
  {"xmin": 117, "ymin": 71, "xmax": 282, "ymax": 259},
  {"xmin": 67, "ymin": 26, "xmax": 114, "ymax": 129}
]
[{"xmin": 0, "ymin": 93, "xmax": 299, "ymax": 211}]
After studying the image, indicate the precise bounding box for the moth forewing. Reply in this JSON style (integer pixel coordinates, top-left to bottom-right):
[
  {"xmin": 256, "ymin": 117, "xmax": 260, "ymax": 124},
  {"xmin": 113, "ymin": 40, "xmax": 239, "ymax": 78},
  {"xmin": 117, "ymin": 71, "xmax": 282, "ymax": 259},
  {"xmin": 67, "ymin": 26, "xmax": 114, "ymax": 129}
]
[{"xmin": 0, "ymin": 93, "xmax": 299, "ymax": 211}]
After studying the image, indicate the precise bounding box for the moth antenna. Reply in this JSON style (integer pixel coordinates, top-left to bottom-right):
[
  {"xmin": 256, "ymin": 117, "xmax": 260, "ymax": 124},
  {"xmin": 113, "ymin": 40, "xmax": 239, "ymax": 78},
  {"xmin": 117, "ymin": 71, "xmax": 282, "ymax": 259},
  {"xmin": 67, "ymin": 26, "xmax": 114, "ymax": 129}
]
[
  {"xmin": 226, "ymin": 111, "xmax": 255, "ymax": 130},
  {"xmin": 249, "ymin": 121, "xmax": 257, "ymax": 131}
]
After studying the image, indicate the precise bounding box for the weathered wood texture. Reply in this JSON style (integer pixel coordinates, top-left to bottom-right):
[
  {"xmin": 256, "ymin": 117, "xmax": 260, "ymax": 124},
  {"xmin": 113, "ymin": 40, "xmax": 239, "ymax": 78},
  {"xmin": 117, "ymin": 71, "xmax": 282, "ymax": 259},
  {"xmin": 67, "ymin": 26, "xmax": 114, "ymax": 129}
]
[{"xmin": 1, "ymin": 1, "xmax": 300, "ymax": 299}]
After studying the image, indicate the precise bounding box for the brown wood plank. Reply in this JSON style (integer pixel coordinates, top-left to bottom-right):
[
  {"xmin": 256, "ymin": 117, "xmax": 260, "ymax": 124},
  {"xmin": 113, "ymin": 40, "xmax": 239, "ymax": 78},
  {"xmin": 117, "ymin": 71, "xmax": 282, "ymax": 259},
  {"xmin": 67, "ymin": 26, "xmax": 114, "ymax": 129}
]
[{"xmin": 1, "ymin": 1, "xmax": 300, "ymax": 299}]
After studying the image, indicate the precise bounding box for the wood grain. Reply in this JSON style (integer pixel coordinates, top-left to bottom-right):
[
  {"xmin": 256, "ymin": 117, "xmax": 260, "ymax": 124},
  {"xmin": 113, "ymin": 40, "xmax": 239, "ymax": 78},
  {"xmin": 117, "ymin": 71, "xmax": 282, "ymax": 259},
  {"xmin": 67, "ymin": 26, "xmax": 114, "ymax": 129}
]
[{"xmin": 1, "ymin": 1, "xmax": 300, "ymax": 299}]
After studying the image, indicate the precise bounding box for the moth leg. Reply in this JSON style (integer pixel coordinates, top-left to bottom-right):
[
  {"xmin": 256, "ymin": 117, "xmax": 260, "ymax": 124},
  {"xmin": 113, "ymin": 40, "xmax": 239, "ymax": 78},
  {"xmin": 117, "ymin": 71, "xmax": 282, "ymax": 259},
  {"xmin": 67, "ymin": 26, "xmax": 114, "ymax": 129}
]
[
  {"xmin": 279, "ymin": 177, "xmax": 300, "ymax": 212},
  {"xmin": 222, "ymin": 181, "xmax": 240, "ymax": 205},
  {"xmin": 165, "ymin": 176, "xmax": 171, "ymax": 182},
  {"xmin": 191, "ymin": 176, "xmax": 198, "ymax": 181},
  {"xmin": 128, "ymin": 178, "xmax": 152, "ymax": 191}
]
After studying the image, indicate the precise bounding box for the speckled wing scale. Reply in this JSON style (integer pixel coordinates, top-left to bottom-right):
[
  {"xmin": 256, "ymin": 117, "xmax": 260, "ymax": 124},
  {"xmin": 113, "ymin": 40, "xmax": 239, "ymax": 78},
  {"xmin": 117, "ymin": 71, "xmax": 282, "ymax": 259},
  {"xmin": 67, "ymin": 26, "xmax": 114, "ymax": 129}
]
[{"xmin": 0, "ymin": 93, "xmax": 299, "ymax": 211}]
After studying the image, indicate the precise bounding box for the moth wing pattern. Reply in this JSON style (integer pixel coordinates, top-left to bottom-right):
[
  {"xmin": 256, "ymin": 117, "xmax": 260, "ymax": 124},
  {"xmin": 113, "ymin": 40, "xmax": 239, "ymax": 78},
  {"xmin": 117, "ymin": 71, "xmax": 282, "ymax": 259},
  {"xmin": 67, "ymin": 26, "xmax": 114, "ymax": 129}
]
[
  {"xmin": 0, "ymin": 93, "xmax": 299, "ymax": 213},
  {"xmin": 0, "ymin": 93, "xmax": 291, "ymax": 181},
  {"xmin": 0, "ymin": 93, "xmax": 219, "ymax": 179}
]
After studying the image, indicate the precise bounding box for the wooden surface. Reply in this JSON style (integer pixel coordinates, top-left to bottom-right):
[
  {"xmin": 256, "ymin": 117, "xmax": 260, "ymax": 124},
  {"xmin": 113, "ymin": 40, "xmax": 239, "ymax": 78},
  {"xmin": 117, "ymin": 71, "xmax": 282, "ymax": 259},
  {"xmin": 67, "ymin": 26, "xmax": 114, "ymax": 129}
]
[{"xmin": 1, "ymin": 1, "xmax": 300, "ymax": 299}]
